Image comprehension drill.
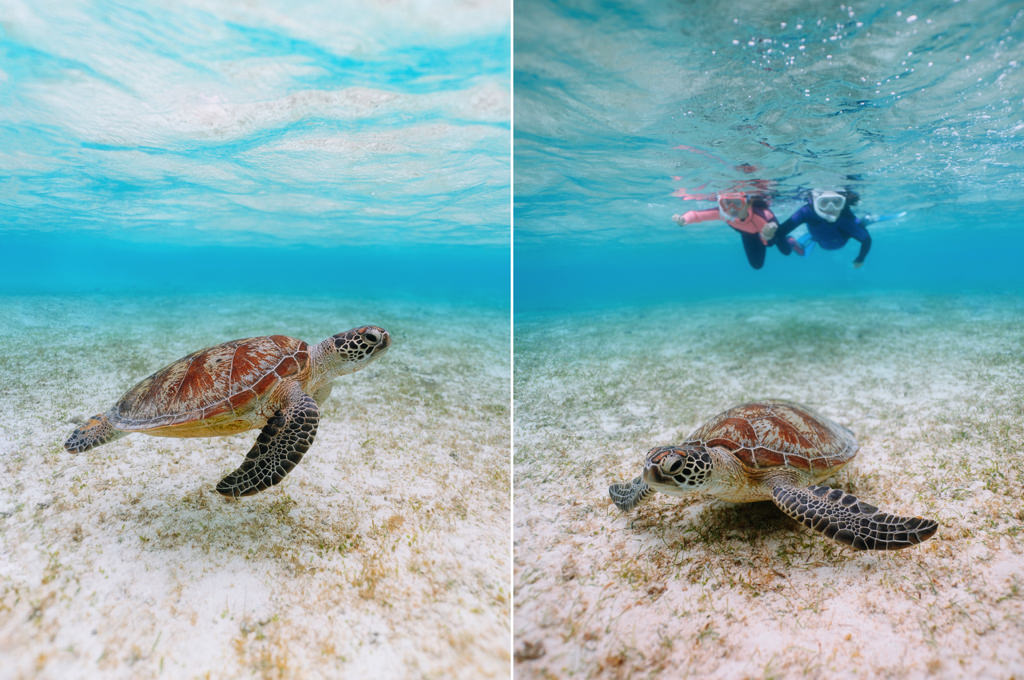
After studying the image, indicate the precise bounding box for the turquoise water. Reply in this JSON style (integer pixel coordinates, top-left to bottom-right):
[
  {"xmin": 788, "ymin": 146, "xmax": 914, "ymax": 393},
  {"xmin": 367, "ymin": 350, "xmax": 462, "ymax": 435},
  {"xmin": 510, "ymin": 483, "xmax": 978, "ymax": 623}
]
[
  {"xmin": 1, "ymin": 1, "xmax": 510, "ymax": 305},
  {"xmin": 514, "ymin": 0, "xmax": 1024, "ymax": 313},
  {"xmin": 512, "ymin": 5, "xmax": 1024, "ymax": 676},
  {"xmin": 0, "ymin": 4, "xmax": 511, "ymax": 677}
]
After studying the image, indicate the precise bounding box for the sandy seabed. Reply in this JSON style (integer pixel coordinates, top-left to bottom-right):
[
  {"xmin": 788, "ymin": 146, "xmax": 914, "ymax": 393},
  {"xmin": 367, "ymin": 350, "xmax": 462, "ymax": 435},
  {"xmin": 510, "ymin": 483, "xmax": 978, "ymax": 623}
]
[
  {"xmin": 0, "ymin": 294, "xmax": 510, "ymax": 679},
  {"xmin": 514, "ymin": 292, "xmax": 1024, "ymax": 679}
]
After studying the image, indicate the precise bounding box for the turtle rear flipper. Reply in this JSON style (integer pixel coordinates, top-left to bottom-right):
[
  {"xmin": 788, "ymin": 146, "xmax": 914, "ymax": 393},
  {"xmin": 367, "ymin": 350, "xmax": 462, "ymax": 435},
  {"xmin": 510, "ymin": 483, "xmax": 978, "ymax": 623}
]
[
  {"xmin": 771, "ymin": 483, "xmax": 937, "ymax": 550},
  {"xmin": 216, "ymin": 391, "xmax": 319, "ymax": 498},
  {"xmin": 609, "ymin": 476, "xmax": 653, "ymax": 512},
  {"xmin": 65, "ymin": 413, "xmax": 125, "ymax": 453}
]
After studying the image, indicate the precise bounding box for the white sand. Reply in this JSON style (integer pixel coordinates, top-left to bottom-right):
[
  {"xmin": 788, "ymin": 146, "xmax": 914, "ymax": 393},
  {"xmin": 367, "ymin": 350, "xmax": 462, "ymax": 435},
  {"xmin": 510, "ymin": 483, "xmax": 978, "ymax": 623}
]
[
  {"xmin": 0, "ymin": 294, "xmax": 510, "ymax": 679},
  {"xmin": 514, "ymin": 292, "xmax": 1024, "ymax": 679}
]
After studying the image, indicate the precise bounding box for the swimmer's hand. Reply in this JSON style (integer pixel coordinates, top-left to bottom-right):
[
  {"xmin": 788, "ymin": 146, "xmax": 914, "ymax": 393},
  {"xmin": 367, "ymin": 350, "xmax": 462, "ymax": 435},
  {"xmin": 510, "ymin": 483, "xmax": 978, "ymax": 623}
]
[
  {"xmin": 760, "ymin": 221, "xmax": 778, "ymax": 240},
  {"xmin": 672, "ymin": 214, "xmax": 687, "ymax": 226},
  {"xmin": 853, "ymin": 260, "xmax": 864, "ymax": 269}
]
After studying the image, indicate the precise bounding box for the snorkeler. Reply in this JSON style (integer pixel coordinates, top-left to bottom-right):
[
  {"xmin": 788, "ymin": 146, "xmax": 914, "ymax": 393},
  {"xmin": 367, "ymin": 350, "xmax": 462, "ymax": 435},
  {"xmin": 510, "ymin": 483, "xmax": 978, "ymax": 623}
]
[
  {"xmin": 672, "ymin": 192, "xmax": 779, "ymax": 269},
  {"xmin": 773, "ymin": 189, "xmax": 872, "ymax": 267}
]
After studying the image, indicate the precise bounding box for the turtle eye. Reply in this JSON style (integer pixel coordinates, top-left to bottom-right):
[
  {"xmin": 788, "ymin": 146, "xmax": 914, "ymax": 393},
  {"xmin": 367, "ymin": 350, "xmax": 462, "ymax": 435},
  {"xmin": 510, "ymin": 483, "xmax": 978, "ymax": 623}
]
[
  {"xmin": 363, "ymin": 330, "xmax": 381, "ymax": 345},
  {"xmin": 665, "ymin": 457, "xmax": 683, "ymax": 475}
]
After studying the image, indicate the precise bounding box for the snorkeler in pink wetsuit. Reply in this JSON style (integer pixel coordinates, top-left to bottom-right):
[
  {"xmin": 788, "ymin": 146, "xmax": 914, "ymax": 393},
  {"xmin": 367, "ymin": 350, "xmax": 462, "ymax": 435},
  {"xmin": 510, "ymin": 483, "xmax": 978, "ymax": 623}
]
[{"xmin": 672, "ymin": 192, "xmax": 779, "ymax": 269}]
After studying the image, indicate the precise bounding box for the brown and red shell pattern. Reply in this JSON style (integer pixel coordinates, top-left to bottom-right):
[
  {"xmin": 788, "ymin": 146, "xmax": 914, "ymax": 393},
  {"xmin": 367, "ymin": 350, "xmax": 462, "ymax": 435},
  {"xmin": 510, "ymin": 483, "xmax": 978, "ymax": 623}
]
[
  {"xmin": 111, "ymin": 335, "xmax": 310, "ymax": 430},
  {"xmin": 685, "ymin": 400, "xmax": 858, "ymax": 474}
]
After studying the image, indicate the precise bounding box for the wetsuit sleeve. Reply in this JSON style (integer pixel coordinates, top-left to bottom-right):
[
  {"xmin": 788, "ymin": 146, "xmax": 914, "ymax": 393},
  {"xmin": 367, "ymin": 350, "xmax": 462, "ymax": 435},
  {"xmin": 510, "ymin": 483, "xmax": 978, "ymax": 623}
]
[
  {"xmin": 681, "ymin": 208, "xmax": 721, "ymax": 224},
  {"xmin": 773, "ymin": 204, "xmax": 810, "ymax": 252},
  {"xmin": 847, "ymin": 217, "xmax": 872, "ymax": 263}
]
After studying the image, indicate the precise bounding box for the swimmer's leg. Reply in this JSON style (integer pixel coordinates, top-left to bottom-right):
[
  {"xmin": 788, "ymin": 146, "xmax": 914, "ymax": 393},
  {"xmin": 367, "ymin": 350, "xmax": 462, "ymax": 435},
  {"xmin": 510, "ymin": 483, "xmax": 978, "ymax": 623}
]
[
  {"xmin": 798, "ymin": 232, "xmax": 815, "ymax": 255},
  {"xmin": 741, "ymin": 232, "xmax": 766, "ymax": 269},
  {"xmin": 784, "ymin": 228, "xmax": 813, "ymax": 257}
]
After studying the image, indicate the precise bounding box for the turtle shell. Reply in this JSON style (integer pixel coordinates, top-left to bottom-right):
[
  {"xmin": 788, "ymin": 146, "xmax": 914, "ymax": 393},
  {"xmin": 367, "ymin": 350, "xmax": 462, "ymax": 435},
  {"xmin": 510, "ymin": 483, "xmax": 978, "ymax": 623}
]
[
  {"xmin": 110, "ymin": 335, "xmax": 310, "ymax": 432},
  {"xmin": 685, "ymin": 400, "xmax": 858, "ymax": 474}
]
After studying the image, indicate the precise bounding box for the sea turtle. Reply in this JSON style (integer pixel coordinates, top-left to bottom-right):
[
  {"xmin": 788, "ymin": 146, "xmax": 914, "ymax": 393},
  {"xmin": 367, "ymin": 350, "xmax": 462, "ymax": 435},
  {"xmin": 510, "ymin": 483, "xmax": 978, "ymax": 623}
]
[
  {"xmin": 608, "ymin": 400, "xmax": 937, "ymax": 550},
  {"xmin": 64, "ymin": 326, "xmax": 390, "ymax": 497}
]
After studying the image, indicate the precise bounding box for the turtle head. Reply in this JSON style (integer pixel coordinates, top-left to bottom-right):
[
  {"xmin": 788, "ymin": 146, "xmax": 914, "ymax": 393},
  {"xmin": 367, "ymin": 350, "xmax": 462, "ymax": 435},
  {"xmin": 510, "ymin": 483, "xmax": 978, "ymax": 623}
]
[
  {"xmin": 315, "ymin": 325, "xmax": 390, "ymax": 379},
  {"xmin": 642, "ymin": 445, "xmax": 714, "ymax": 496}
]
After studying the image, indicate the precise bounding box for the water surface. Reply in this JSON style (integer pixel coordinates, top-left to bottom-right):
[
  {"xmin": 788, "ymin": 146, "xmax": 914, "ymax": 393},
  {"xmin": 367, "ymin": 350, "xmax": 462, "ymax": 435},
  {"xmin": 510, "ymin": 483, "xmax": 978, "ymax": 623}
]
[{"xmin": 515, "ymin": 0, "xmax": 1024, "ymax": 312}]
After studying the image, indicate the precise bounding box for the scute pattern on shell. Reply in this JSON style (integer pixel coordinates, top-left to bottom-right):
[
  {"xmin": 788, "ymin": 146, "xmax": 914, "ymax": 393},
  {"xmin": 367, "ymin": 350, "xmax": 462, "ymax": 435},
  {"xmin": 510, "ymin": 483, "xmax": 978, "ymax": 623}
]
[
  {"xmin": 685, "ymin": 400, "xmax": 857, "ymax": 472},
  {"xmin": 111, "ymin": 335, "xmax": 309, "ymax": 429}
]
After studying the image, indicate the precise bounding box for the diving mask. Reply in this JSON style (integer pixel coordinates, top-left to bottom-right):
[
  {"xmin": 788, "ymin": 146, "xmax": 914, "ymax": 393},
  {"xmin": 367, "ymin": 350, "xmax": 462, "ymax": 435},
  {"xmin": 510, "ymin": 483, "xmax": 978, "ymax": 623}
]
[
  {"xmin": 717, "ymin": 193, "xmax": 747, "ymax": 220},
  {"xmin": 812, "ymin": 190, "xmax": 846, "ymax": 222}
]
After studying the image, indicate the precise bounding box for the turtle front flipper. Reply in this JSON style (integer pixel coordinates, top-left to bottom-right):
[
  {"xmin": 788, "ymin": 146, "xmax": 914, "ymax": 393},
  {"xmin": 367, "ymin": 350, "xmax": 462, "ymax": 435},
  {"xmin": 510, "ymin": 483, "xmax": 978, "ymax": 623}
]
[
  {"xmin": 65, "ymin": 413, "xmax": 125, "ymax": 453},
  {"xmin": 609, "ymin": 476, "xmax": 653, "ymax": 512},
  {"xmin": 771, "ymin": 483, "xmax": 937, "ymax": 550},
  {"xmin": 216, "ymin": 391, "xmax": 319, "ymax": 498}
]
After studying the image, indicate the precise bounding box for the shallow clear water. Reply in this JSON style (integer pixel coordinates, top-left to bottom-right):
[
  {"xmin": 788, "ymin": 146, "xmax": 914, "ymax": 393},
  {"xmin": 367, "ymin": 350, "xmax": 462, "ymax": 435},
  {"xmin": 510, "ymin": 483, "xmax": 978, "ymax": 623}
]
[
  {"xmin": 514, "ymin": 0, "xmax": 1024, "ymax": 312},
  {"xmin": 0, "ymin": 5, "xmax": 510, "ymax": 677},
  {"xmin": 513, "ymin": 289, "xmax": 1024, "ymax": 678},
  {"xmin": 1, "ymin": 0, "xmax": 510, "ymax": 303},
  {"xmin": 0, "ymin": 292, "xmax": 510, "ymax": 677},
  {"xmin": 512, "ymin": 7, "xmax": 1024, "ymax": 673}
]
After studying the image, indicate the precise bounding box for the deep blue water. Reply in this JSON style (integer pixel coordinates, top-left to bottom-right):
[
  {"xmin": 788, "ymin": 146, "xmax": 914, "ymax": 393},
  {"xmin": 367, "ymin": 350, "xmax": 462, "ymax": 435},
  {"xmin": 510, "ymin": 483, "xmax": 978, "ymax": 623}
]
[
  {"xmin": 0, "ymin": 1, "xmax": 510, "ymax": 307},
  {"xmin": 514, "ymin": 0, "xmax": 1024, "ymax": 314}
]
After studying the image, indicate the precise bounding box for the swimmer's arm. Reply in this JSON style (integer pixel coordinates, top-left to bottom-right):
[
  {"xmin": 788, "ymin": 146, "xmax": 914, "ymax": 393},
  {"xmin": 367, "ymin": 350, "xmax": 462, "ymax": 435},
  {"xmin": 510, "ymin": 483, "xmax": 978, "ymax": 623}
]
[
  {"xmin": 845, "ymin": 216, "xmax": 871, "ymax": 266},
  {"xmin": 672, "ymin": 208, "xmax": 719, "ymax": 226},
  {"xmin": 773, "ymin": 216, "xmax": 800, "ymax": 241},
  {"xmin": 757, "ymin": 207, "xmax": 779, "ymax": 241},
  {"xmin": 852, "ymin": 233, "xmax": 871, "ymax": 266}
]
